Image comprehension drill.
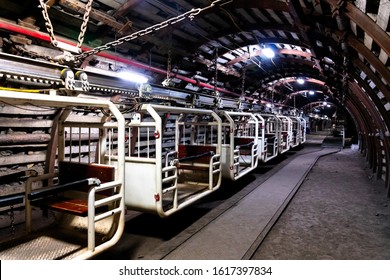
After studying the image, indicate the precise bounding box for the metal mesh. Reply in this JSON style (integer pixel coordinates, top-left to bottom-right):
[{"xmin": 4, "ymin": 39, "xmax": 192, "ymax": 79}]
[{"xmin": 0, "ymin": 231, "xmax": 85, "ymax": 260}]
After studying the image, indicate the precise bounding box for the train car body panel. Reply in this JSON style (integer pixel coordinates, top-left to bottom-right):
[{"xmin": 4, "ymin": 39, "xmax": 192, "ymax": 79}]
[
  {"xmin": 259, "ymin": 114, "xmax": 281, "ymax": 162},
  {"xmin": 219, "ymin": 111, "xmax": 259, "ymax": 181},
  {"xmin": 290, "ymin": 116, "xmax": 302, "ymax": 148},
  {"xmin": 118, "ymin": 104, "xmax": 222, "ymax": 217},
  {"xmin": 278, "ymin": 115, "xmax": 292, "ymax": 154},
  {"xmin": 299, "ymin": 117, "xmax": 307, "ymax": 144},
  {"xmin": 0, "ymin": 90, "xmax": 125, "ymax": 260},
  {"xmin": 254, "ymin": 113, "xmax": 266, "ymax": 162}
]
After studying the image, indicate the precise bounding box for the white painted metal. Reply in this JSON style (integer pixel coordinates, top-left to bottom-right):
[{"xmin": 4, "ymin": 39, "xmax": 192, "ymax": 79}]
[
  {"xmin": 0, "ymin": 90, "xmax": 125, "ymax": 260},
  {"xmin": 278, "ymin": 115, "xmax": 292, "ymax": 153},
  {"xmin": 219, "ymin": 111, "xmax": 259, "ymax": 181},
  {"xmin": 117, "ymin": 104, "xmax": 222, "ymax": 217},
  {"xmin": 290, "ymin": 116, "xmax": 302, "ymax": 147},
  {"xmin": 299, "ymin": 116, "xmax": 307, "ymax": 144},
  {"xmin": 258, "ymin": 113, "xmax": 281, "ymax": 162},
  {"xmin": 254, "ymin": 113, "xmax": 266, "ymax": 162}
]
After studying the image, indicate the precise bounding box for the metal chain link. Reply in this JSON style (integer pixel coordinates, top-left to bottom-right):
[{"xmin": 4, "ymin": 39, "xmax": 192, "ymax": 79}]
[
  {"xmin": 77, "ymin": 0, "xmax": 94, "ymax": 48},
  {"xmin": 167, "ymin": 49, "xmax": 172, "ymax": 81},
  {"xmin": 214, "ymin": 48, "xmax": 218, "ymax": 94},
  {"xmin": 75, "ymin": 0, "xmax": 228, "ymax": 63},
  {"xmin": 39, "ymin": 0, "xmax": 94, "ymax": 51},
  {"xmin": 38, "ymin": 0, "xmax": 58, "ymax": 47},
  {"xmin": 241, "ymin": 67, "xmax": 246, "ymax": 97}
]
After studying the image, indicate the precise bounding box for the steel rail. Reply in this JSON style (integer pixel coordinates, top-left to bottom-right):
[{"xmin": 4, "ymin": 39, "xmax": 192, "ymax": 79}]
[
  {"xmin": 0, "ymin": 52, "xmax": 243, "ymax": 107},
  {"xmin": 0, "ymin": 19, "xmax": 241, "ymax": 98}
]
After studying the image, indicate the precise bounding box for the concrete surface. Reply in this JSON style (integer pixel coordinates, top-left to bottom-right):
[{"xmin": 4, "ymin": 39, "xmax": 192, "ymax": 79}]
[
  {"xmin": 252, "ymin": 148, "xmax": 390, "ymax": 260},
  {"xmin": 163, "ymin": 148, "xmax": 339, "ymax": 260}
]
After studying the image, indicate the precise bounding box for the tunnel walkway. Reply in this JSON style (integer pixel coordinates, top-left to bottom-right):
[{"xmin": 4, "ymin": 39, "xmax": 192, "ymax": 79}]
[
  {"xmin": 252, "ymin": 148, "xmax": 390, "ymax": 260},
  {"xmin": 93, "ymin": 131, "xmax": 390, "ymax": 260},
  {"xmin": 155, "ymin": 145, "xmax": 339, "ymax": 259}
]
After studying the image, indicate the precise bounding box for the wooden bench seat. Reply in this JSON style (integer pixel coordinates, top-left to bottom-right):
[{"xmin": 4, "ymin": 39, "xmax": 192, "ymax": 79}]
[
  {"xmin": 265, "ymin": 134, "xmax": 277, "ymax": 140},
  {"xmin": 28, "ymin": 162, "xmax": 115, "ymax": 216},
  {"xmin": 32, "ymin": 197, "xmax": 90, "ymax": 216},
  {"xmin": 177, "ymin": 145, "xmax": 216, "ymax": 172},
  {"xmin": 234, "ymin": 137, "xmax": 255, "ymax": 155}
]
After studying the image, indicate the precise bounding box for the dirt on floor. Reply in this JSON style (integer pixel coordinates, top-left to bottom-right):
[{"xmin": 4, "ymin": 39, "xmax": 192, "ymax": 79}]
[{"xmin": 252, "ymin": 148, "xmax": 390, "ymax": 260}]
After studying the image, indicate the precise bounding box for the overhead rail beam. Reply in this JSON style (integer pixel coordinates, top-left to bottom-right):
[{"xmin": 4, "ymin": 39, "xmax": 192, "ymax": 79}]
[{"xmin": 0, "ymin": 19, "xmax": 241, "ymax": 98}]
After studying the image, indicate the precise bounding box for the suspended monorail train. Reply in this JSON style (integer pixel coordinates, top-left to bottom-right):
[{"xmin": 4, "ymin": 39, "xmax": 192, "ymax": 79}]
[{"xmin": 0, "ymin": 58, "xmax": 306, "ymax": 260}]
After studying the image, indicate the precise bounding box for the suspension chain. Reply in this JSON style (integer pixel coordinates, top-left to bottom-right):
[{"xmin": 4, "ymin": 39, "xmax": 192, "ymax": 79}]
[
  {"xmin": 214, "ymin": 48, "xmax": 218, "ymax": 94},
  {"xmin": 162, "ymin": 49, "xmax": 172, "ymax": 87},
  {"xmin": 241, "ymin": 67, "xmax": 246, "ymax": 97},
  {"xmin": 38, "ymin": 0, "xmax": 58, "ymax": 48},
  {"xmin": 75, "ymin": 0, "xmax": 228, "ymax": 63},
  {"xmin": 38, "ymin": 0, "xmax": 94, "ymax": 52},
  {"xmin": 77, "ymin": 0, "xmax": 94, "ymax": 48}
]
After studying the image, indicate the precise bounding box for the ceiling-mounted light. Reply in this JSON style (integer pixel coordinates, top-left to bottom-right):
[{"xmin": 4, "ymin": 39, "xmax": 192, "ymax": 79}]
[
  {"xmin": 266, "ymin": 103, "xmax": 272, "ymax": 108},
  {"xmin": 323, "ymin": 101, "xmax": 328, "ymax": 106},
  {"xmin": 297, "ymin": 78, "xmax": 305, "ymax": 84},
  {"xmin": 117, "ymin": 71, "xmax": 148, "ymax": 83},
  {"xmin": 308, "ymin": 90, "xmax": 315, "ymax": 95},
  {"xmin": 262, "ymin": 47, "xmax": 275, "ymax": 59}
]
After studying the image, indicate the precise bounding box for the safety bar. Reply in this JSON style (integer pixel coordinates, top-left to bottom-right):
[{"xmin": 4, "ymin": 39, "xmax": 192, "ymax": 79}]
[
  {"xmin": 235, "ymin": 141, "xmax": 254, "ymax": 149},
  {"xmin": 87, "ymin": 180, "xmax": 123, "ymax": 251},
  {"xmin": 27, "ymin": 178, "xmax": 101, "ymax": 200},
  {"xmin": 178, "ymin": 151, "xmax": 215, "ymax": 163},
  {"xmin": 0, "ymin": 192, "xmax": 24, "ymax": 208}
]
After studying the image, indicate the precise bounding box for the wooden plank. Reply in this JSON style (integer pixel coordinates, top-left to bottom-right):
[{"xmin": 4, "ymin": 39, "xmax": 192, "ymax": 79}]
[
  {"xmin": 0, "ymin": 134, "xmax": 50, "ymax": 145},
  {"xmin": 0, "ymin": 153, "xmax": 46, "ymax": 167},
  {"xmin": 0, "ymin": 105, "xmax": 56, "ymax": 115},
  {"xmin": 0, "ymin": 118, "xmax": 52, "ymax": 128},
  {"xmin": 32, "ymin": 197, "xmax": 89, "ymax": 216}
]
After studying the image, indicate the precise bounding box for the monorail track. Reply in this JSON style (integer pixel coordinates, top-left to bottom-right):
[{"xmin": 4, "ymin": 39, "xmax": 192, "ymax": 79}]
[
  {"xmin": 0, "ymin": 52, "xmax": 309, "ymax": 260},
  {"xmin": 92, "ymin": 144, "xmax": 339, "ymax": 260},
  {"xmin": 0, "ymin": 52, "xmax": 241, "ymax": 107}
]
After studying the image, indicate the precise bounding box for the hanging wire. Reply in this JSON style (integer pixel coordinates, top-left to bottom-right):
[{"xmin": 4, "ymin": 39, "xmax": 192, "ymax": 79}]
[{"xmin": 214, "ymin": 48, "xmax": 219, "ymax": 94}]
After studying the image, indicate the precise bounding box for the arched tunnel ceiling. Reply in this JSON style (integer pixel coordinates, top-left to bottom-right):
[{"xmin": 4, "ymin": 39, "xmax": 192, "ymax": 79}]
[{"xmin": 0, "ymin": 0, "xmax": 389, "ymax": 121}]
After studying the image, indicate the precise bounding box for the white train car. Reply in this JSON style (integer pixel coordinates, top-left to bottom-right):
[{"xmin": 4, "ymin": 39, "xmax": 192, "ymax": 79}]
[
  {"xmin": 258, "ymin": 114, "xmax": 281, "ymax": 162},
  {"xmin": 0, "ymin": 90, "xmax": 125, "ymax": 260},
  {"xmin": 278, "ymin": 115, "xmax": 293, "ymax": 154},
  {"xmin": 219, "ymin": 111, "xmax": 259, "ymax": 181},
  {"xmin": 114, "ymin": 104, "xmax": 222, "ymax": 217}
]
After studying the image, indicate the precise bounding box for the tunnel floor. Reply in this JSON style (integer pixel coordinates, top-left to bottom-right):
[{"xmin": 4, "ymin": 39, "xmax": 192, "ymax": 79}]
[
  {"xmin": 95, "ymin": 131, "xmax": 390, "ymax": 260},
  {"xmin": 252, "ymin": 147, "xmax": 390, "ymax": 260}
]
